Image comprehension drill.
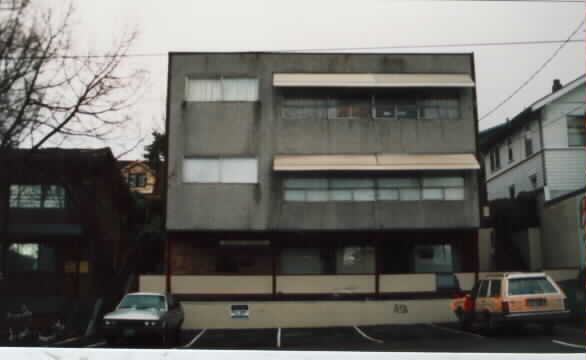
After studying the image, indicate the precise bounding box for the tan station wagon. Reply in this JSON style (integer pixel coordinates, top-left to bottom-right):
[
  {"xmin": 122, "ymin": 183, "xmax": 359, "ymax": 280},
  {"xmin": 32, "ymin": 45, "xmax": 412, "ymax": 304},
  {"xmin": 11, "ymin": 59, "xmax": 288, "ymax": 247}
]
[{"xmin": 451, "ymin": 272, "xmax": 570, "ymax": 334}]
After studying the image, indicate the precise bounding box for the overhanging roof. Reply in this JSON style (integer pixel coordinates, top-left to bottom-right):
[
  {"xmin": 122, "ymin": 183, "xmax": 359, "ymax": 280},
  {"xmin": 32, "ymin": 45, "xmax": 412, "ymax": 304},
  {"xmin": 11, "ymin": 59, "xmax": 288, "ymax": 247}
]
[
  {"xmin": 273, "ymin": 73, "xmax": 475, "ymax": 88},
  {"xmin": 273, "ymin": 154, "xmax": 480, "ymax": 171}
]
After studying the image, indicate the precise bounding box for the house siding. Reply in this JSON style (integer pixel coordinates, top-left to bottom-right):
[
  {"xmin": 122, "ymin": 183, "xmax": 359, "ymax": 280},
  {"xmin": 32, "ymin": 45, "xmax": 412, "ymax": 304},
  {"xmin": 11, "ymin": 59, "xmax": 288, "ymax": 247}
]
[
  {"xmin": 486, "ymin": 152, "xmax": 544, "ymax": 200},
  {"xmin": 544, "ymin": 149, "xmax": 586, "ymax": 199}
]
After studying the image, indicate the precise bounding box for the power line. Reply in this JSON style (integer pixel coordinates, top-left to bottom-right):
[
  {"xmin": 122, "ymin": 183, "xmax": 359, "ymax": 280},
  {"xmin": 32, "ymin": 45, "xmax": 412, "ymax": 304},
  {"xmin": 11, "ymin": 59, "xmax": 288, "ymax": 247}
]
[
  {"xmin": 0, "ymin": 39, "xmax": 583, "ymax": 60},
  {"xmin": 479, "ymin": 18, "xmax": 585, "ymax": 121}
]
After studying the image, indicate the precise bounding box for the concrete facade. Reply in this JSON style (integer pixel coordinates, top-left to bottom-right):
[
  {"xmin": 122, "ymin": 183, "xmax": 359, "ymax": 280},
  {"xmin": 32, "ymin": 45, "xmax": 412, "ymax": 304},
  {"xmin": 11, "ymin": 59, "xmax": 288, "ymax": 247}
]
[
  {"xmin": 164, "ymin": 53, "xmax": 483, "ymax": 328},
  {"xmin": 167, "ymin": 53, "xmax": 480, "ymax": 231}
]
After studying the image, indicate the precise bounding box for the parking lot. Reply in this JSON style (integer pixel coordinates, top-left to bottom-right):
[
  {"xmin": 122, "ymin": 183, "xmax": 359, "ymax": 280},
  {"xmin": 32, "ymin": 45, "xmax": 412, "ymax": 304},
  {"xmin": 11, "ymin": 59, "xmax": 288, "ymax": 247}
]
[{"xmin": 59, "ymin": 322, "xmax": 586, "ymax": 353}]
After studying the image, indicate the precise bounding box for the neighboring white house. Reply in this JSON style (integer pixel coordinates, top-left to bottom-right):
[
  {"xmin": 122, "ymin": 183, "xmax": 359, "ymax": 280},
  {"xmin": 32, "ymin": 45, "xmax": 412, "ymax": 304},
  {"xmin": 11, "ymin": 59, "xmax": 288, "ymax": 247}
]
[{"xmin": 481, "ymin": 75, "xmax": 585, "ymax": 201}]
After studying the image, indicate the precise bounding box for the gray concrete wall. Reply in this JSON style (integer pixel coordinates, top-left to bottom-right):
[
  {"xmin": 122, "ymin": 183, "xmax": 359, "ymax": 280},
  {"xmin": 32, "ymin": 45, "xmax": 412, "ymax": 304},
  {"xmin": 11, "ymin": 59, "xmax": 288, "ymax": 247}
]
[{"xmin": 167, "ymin": 53, "xmax": 480, "ymax": 231}]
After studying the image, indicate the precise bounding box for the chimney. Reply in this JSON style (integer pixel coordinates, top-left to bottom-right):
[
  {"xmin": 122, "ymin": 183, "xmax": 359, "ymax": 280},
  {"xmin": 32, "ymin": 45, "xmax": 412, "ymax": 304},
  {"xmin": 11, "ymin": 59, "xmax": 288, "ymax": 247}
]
[{"xmin": 552, "ymin": 79, "xmax": 562, "ymax": 93}]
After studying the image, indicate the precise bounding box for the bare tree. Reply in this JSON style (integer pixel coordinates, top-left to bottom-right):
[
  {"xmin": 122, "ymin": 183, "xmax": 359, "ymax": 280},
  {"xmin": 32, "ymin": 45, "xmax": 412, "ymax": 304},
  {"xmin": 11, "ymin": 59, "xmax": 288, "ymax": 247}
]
[{"xmin": 0, "ymin": 1, "xmax": 145, "ymax": 150}]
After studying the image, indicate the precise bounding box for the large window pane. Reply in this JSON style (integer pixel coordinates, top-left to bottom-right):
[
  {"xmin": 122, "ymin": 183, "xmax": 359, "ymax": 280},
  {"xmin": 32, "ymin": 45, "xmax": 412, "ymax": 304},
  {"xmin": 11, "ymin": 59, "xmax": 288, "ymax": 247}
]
[
  {"xmin": 284, "ymin": 178, "xmax": 328, "ymax": 189},
  {"xmin": 280, "ymin": 248, "xmax": 325, "ymax": 274},
  {"xmin": 568, "ymin": 115, "xmax": 585, "ymax": 146},
  {"xmin": 220, "ymin": 158, "xmax": 258, "ymax": 183},
  {"xmin": 222, "ymin": 78, "xmax": 259, "ymax": 101},
  {"xmin": 328, "ymin": 99, "xmax": 370, "ymax": 119},
  {"xmin": 306, "ymin": 190, "xmax": 328, "ymax": 202},
  {"xmin": 353, "ymin": 189, "xmax": 376, "ymax": 201},
  {"xmin": 377, "ymin": 189, "xmax": 399, "ymax": 200},
  {"xmin": 330, "ymin": 178, "xmax": 374, "ymax": 189},
  {"xmin": 378, "ymin": 178, "xmax": 419, "ymax": 188},
  {"xmin": 43, "ymin": 186, "xmax": 65, "ymax": 208},
  {"xmin": 183, "ymin": 159, "xmax": 219, "ymax": 183},
  {"xmin": 9, "ymin": 185, "xmax": 42, "ymax": 208},
  {"xmin": 508, "ymin": 277, "xmax": 557, "ymax": 295},
  {"xmin": 422, "ymin": 188, "xmax": 443, "ymax": 200},
  {"xmin": 7, "ymin": 243, "xmax": 39, "ymax": 271},
  {"xmin": 413, "ymin": 244, "xmax": 453, "ymax": 273},
  {"xmin": 284, "ymin": 190, "xmax": 305, "ymax": 201},
  {"xmin": 400, "ymin": 188, "xmax": 421, "ymax": 201},
  {"xmin": 336, "ymin": 246, "xmax": 375, "ymax": 274},
  {"xmin": 330, "ymin": 190, "xmax": 352, "ymax": 201},
  {"xmin": 186, "ymin": 78, "xmax": 258, "ymax": 102},
  {"xmin": 423, "ymin": 176, "xmax": 464, "ymax": 187},
  {"xmin": 186, "ymin": 79, "xmax": 222, "ymax": 101},
  {"xmin": 445, "ymin": 188, "xmax": 465, "ymax": 200}
]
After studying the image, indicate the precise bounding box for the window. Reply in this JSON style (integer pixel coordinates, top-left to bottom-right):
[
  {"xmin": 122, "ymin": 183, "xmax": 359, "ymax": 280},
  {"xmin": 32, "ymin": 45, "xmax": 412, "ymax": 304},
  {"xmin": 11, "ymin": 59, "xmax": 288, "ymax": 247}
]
[
  {"xmin": 489, "ymin": 148, "xmax": 501, "ymax": 172},
  {"xmin": 507, "ymin": 138, "xmax": 514, "ymax": 162},
  {"xmin": 419, "ymin": 95, "xmax": 460, "ymax": 120},
  {"xmin": 524, "ymin": 128, "xmax": 533, "ymax": 157},
  {"xmin": 118, "ymin": 295, "xmax": 166, "ymax": 311},
  {"xmin": 284, "ymin": 175, "xmax": 465, "ymax": 202},
  {"xmin": 529, "ymin": 174, "xmax": 537, "ymax": 189},
  {"xmin": 373, "ymin": 93, "xmax": 460, "ymax": 120},
  {"xmin": 509, "ymin": 185, "xmax": 515, "ymax": 199},
  {"xmin": 279, "ymin": 245, "xmax": 374, "ymax": 275},
  {"xmin": 185, "ymin": 78, "xmax": 259, "ymax": 102},
  {"xmin": 422, "ymin": 176, "xmax": 465, "ymax": 201},
  {"xmin": 567, "ymin": 115, "xmax": 585, "ymax": 147},
  {"xmin": 477, "ymin": 280, "xmax": 489, "ymax": 298},
  {"xmin": 6, "ymin": 243, "xmax": 56, "ymax": 272},
  {"xmin": 327, "ymin": 98, "xmax": 370, "ymax": 119},
  {"xmin": 9, "ymin": 185, "xmax": 65, "ymax": 209},
  {"xmin": 508, "ymin": 277, "xmax": 557, "ymax": 295},
  {"xmin": 413, "ymin": 244, "xmax": 455, "ymax": 273},
  {"xmin": 127, "ymin": 173, "xmax": 147, "ymax": 188},
  {"xmin": 182, "ymin": 158, "xmax": 258, "ymax": 183},
  {"xmin": 489, "ymin": 280, "xmax": 501, "ymax": 297}
]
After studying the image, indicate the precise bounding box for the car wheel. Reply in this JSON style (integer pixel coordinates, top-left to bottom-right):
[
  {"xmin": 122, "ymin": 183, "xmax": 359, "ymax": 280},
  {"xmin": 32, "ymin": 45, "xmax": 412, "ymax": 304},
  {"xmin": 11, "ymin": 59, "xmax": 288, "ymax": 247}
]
[
  {"xmin": 483, "ymin": 312, "xmax": 498, "ymax": 335},
  {"xmin": 456, "ymin": 309, "xmax": 471, "ymax": 331}
]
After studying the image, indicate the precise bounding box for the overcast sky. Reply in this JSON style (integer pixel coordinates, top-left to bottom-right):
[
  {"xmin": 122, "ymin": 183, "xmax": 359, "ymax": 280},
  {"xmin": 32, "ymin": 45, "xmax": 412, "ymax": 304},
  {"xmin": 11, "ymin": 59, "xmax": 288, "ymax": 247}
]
[{"xmin": 39, "ymin": 0, "xmax": 585, "ymax": 159}]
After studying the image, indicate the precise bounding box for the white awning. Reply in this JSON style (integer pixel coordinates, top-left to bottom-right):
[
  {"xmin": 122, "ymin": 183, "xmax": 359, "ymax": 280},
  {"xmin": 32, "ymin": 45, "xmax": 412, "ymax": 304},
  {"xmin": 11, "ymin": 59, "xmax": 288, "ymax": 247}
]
[
  {"xmin": 273, "ymin": 154, "xmax": 480, "ymax": 171},
  {"xmin": 273, "ymin": 73, "xmax": 475, "ymax": 88}
]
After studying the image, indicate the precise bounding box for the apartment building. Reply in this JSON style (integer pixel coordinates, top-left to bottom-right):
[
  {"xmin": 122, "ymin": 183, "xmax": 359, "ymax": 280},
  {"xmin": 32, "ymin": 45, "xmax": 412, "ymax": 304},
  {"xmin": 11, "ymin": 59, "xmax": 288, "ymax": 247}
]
[{"xmin": 142, "ymin": 53, "xmax": 484, "ymax": 329}]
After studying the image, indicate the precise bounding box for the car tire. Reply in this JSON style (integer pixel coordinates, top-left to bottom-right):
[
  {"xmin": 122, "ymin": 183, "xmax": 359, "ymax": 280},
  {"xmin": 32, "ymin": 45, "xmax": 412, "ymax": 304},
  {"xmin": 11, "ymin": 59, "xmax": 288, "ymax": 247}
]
[
  {"xmin": 456, "ymin": 309, "xmax": 471, "ymax": 331},
  {"xmin": 483, "ymin": 312, "xmax": 498, "ymax": 336}
]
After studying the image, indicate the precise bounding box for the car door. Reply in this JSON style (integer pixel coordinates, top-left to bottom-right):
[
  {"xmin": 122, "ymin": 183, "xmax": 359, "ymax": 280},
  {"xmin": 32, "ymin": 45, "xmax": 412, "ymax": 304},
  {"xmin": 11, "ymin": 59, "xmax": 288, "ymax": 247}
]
[
  {"xmin": 485, "ymin": 279, "xmax": 502, "ymax": 313},
  {"xmin": 474, "ymin": 280, "xmax": 490, "ymax": 316}
]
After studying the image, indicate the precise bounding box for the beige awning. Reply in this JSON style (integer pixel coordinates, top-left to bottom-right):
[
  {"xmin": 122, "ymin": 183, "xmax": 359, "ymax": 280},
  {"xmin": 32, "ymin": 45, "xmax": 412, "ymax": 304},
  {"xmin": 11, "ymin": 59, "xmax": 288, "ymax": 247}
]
[
  {"xmin": 273, "ymin": 73, "xmax": 475, "ymax": 88},
  {"xmin": 273, "ymin": 154, "xmax": 480, "ymax": 171}
]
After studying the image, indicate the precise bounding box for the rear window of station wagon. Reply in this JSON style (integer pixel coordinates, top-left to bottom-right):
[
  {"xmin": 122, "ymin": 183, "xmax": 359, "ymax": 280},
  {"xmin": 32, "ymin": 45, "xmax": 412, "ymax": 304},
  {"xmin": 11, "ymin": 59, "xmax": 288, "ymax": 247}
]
[{"xmin": 507, "ymin": 277, "xmax": 558, "ymax": 295}]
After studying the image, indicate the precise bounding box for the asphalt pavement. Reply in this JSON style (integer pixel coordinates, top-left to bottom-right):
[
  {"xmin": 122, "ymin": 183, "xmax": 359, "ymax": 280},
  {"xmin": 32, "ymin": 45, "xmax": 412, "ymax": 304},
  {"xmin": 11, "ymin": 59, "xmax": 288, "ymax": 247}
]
[{"xmin": 21, "ymin": 322, "xmax": 586, "ymax": 353}]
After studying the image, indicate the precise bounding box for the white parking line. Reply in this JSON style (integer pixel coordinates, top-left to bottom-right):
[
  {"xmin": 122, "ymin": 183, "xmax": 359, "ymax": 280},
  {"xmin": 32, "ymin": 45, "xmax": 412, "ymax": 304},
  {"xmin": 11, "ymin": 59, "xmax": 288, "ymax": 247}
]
[
  {"xmin": 51, "ymin": 337, "xmax": 82, "ymax": 346},
  {"xmin": 86, "ymin": 341, "xmax": 106, "ymax": 348},
  {"xmin": 181, "ymin": 328, "xmax": 207, "ymax": 348},
  {"xmin": 552, "ymin": 340, "xmax": 586, "ymax": 350},
  {"xmin": 353, "ymin": 326, "xmax": 384, "ymax": 344},
  {"xmin": 426, "ymin": 323, "xmax": 485, "ymax": 339}
]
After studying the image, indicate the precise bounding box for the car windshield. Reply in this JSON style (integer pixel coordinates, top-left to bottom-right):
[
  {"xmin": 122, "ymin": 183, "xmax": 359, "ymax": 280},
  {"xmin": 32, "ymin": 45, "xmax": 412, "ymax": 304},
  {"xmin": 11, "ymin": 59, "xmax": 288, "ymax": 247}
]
[
  {"xmin": 508, "ymin": 277, "xmax": 557, "ymax": 295},
  {"xmin": 118, "ymin": 295, "xmax": 165, "ymax": 311}
]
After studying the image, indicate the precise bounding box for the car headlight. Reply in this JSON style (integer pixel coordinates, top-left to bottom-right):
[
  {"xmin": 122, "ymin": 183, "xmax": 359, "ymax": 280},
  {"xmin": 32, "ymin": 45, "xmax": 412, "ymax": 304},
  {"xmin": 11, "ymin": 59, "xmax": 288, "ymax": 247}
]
[
  {"xmin": 104, "ymin": 320, "xmax": 115, "ymax": 326},
  {"xmin": 144, "ymin": 321, "xmax": 159, "ymax": 327}
]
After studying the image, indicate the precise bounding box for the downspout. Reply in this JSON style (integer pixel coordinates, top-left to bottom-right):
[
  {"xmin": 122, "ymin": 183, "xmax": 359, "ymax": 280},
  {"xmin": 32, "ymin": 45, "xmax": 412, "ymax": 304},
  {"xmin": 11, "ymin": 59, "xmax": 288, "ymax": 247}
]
[{"xmin": 164, "ymin": 53, "xmax": 173, "ymax": 294}]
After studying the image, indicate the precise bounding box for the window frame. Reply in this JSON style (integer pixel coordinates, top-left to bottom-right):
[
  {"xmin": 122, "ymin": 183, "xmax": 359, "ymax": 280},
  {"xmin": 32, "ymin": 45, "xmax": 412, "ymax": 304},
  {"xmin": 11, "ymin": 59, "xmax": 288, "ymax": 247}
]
[
  {"xmin": 182, "ymin": 157, "xmax": 259, "ymax": 184},
  {"xmin": 567, "ymin": 115, "xmax": 585, "ymax": 147},
  {"xmin": 282, "ymin": 175, "xmax": 466, "ymax": 203},
  {"xmin": 185, "ymin": 77, "xmax": 259, "ymax": 102},
  {"xmin": 9, "ymin": 184, "xmax": 66, "ymax": 209}
]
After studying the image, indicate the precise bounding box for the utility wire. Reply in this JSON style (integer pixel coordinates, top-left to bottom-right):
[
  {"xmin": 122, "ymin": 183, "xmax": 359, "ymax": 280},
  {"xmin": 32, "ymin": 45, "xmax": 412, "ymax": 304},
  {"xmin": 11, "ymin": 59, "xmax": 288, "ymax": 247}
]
[
  {"xmin": 0, "ymin": 39, "xmax": 583, "ymax": 60},
  {"xmin": 479, "ymin": 18, "xmax": 585, "ymax": 121}
]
